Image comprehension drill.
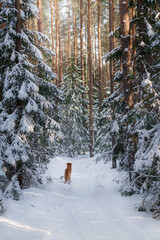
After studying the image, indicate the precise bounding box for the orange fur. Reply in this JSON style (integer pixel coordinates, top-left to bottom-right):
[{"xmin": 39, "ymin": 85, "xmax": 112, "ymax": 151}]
[{"xmin": 64, "ymin": 163, "xmax": 72, "ymax": 184}]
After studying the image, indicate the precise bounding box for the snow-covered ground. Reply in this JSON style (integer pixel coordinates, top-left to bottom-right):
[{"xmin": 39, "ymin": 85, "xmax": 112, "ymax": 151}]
[{"xmin": 0, "ymin": 154, "xmax": 159, "ymax": 240}]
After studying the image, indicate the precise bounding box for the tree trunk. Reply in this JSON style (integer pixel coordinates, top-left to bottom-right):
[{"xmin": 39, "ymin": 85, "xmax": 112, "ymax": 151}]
[
  {"xmin": 120, "ymin": 0, "xmax": 134, "ymax": 179},
  {"xmin": 88, "ymin": 0, "xmax": 94, "ymax": 157},
  {"xmin": 80, "ymin": 0, "xmax": 87, "ymax": 134},
  {"xmin": 119, "ymin": 0, "xmax": 123, "ymax": 72},
  {"xmin": 130, "ymin": 0, "xmax": 136, "ymax": 62},
  {"xmin": 15, "ymin": 0, "xmax": 21, "ymax": 53},
  {"xmin": 98, "ymin": 0, "xmax": 102, "ymax": 113},
  {"xmin": 109, "ymin": 0, "xmax": 114, "ymax": 94},
  {"xmin": 37, "ymin": 0, "xmax": 43, "ymax": 33},
  {"xmin": 0, "ymin": 3, "xmax": 4, "ymax": 101},
  {"xmin": 55, "ymin": 0, "xmax": 59, "ymax": 86},
  {"xmin": 73, "ymin": 3, "xmax": 78, "ymax": 65},
  {"xmin": 50, "ymin": 0, "xmax": 55, "ymax": 71},
  {"xmin": 109, "ymin": 0, "xmax": 116, "ymax": 168},
  {"xmin": 80, "ymin": 0, "xmax": 84, "ymax": 87},
  {"xmin": 67, "ymin": 4, "xmax": 71, "ymax": 63},
  {"xmin": 120, "ymin": 0, "xmax": 133, "ymax": 109},
  {"xmin": 85, "ymin": 19, "xmax": 88, "ymax": 87},
  {"xmin": 137, "ymin": 0, "xmax": 148, "ymax": 75},
  {"xmin": 59, "ymin": 25, "xmax": 63, "ymax": 85},
  {"xmin": 15, "ymin": 0, "xmax": 23, "ymax": 188}
]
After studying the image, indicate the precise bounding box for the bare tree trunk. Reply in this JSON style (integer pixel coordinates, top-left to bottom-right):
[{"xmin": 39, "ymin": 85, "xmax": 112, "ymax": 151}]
[
  {"xmin": 55, "ymin": 0, "xmax": 59, "ymax": 86},
  {"xmin": 98, "ymin": 0, "xmax": 102, "ymax": 113},
  {"xmin": 112, "ymin": 0, "xmax": 115, "ymax": 54},
  {"xmin": 59, "ymin": 25, "xmax": 63, "ymax": 85},
  {"xmin": 80, "ymin": 0, "xmax": 84, "ymax": 86},
  {"xmin": 15, "ymin": 0, "xmax": 21, "ymax": 53},
  {"xmin": 109, "ymin": 0, "xmax": 117, "ymax": 168},
  {"xmin": 73, "ymin": 3, "xmax": 78, "ymax": 65},
  {"xmin": 37, "ymin": 0, "xmax": 43, "ymax": 33},
  {"xmin": 85, "ymin": 19, "xmax": 88, "ymax": 87},
  {"xmin": 130, "ymin": 0, "xmax": 136, "ymax": 61},
  {"xmin": 15, "ymin": 0, "xmax": 23, "ymax": 188},
  {"xmin": 120, "ymin": 0, "xmax": 134, "ymax": 180},
  {"xmin": 88, "ymin": 0, "xmax": 94, "ymax": 157},
  {"xmin": 0, "ymin": 3, "xmax": 4, "ymax": 101},
  {"xmin": 120, "ymin": 0, "xmax": 133, "ymax": 109},
  {"xmin": 50, "ymin": 0, "xmax": 55, "ymax": 71},
  {"xmin": 94, "ymin": 22, "xmax": 97, "ymax": 74},
  {"xmin": 119, "ymin": 0, "xmax": 123, "ymax": 72},
  {"xmin": 67, "ymin": 4, "xmax": 71, "ymax": 63},
  {"xmin": 109, "ymin": 0, "xmax": 114, "ymax": 94},
  {"xmin": 80, "ymin": 0, "xmax": 87, "ymax": 136}
]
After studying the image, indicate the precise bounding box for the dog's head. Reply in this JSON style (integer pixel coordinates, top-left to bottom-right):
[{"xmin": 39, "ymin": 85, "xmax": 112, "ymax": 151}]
[{"xmin": 67, "ymin": 163, "xmax": 72, "ymax": 169}]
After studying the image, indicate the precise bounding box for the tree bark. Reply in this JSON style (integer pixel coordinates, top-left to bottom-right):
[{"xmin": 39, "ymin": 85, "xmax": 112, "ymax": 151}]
[
  {"xmin": 15, "ymin": 0, "xmax": 21, "ymax": 53},
  {"xmin": 37, "ymin": 0, "xmax": 43, "ymax": 33},
  {"xmin": 130, "ymin": 0, "xmax": 136, "ymax": 62},
  {"xmin": 88, "ymin": 0, "xmax": 94, "ymax": 157},
  {"xmin": 59, "ymin": 25, "xmax": 63, "ymax": 85},
  {"xmin": 15, "ymin": 0, "xmax": 23, "ymax": 188},
  {"xmin": 67, "ymin": 4, "xmax": 71, "ymax": 63},
  {"xmin": 137, "ymin": 0, "xmax": 148, "ymax": 75},
  {"xmin": 85, "ymin": 19, "xmax": 88, "ymax": 87},
  {"xmin": 80, "ymin": 0, "xmax": 84, "ymax": 87},
  {"xmin": 98, "ymin": 0, "xmax": 102, "ymax": 113},
  {"xmin": 0, "ymin": 3, "xmax": 4, "ymax": 101},
  {"xmin": 50, "ymin": 0, "xmax": 55, "ymax": 71},
  {"xmin": 120, "ymin": 0, "xmax": 134, "ymax": 179},
  {"xmin": 120, "ymin": 0, "xmax": 133, "ymax": 109},
  {"xmin": 119, "ymin": 0, "xmax": 123, "ymax": 72},
  {"xmin": 55, "ymin": 0, "xmax": 59, "ymax": 86},
  {"xmin": 73, "ymin": 3, "xmax": 78, "ymax": 65},
  {"xmin": 80, "ymin": 0, "xmax": 87, "ymax": 134},
  {"xmin": 109, "ymin": 0, "xmax": 114, "ymax": 94}
]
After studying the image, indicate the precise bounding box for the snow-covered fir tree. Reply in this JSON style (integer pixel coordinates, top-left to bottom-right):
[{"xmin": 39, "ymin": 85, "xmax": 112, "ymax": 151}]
[
  {"xmin": 60, "ymin": 61, "xmax": 88, "ymax": 157},
  {"xmin": 96, "ymin": 0, "xmax": 160, "ymax": 216},
  {"xmin": 129, "ymin": 2, "xmax": 160, "ymax": 213},
  {"xmin": 0, "ymin": 0, "xmax": 61, "ymax": 199}
]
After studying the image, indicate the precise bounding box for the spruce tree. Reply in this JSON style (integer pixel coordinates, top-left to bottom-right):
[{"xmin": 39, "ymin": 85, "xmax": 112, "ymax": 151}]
[
  {"xmin": 0, "ymin": 0, "xmax": 61, "ymax": 199},
  {"xmin": 129, "ymin": 0, "xmax": 160, "ymax": 214},
  {"xmin": 60, "ymin": 61, "xmax": 88, "ymax": 157}
]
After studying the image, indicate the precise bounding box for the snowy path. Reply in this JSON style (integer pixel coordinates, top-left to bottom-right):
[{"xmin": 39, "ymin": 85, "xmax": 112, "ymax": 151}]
[{"xmin": 0, "ymin": 155, "xmax": 160, "ymax": 240}]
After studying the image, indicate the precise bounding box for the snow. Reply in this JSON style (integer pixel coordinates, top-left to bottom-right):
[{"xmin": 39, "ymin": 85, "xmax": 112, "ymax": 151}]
[
  {"xmin": 20, "ymin": 115, "xmax": 34, "ymax": 133},
  {"xmin": 144, "ymin": 18, "xmax": 155, "ymax": 37},
  {"xmin": 25, "ymin": 99, "xmax": 38, "ymax": 113},
  {"xmin": 111, "ymin": 120, "xmax": 119, "ymax": 134},
  {"xmin": 1, "ymin": 112, "xmax": 16, "ymax": 132},
  {"xmin": 0, "ymin": 155, "xmax": 160, "ymax": 240},
  {"xmin": 141, "ymin": 71, "xmax": 152, "ymax": 87},
  {"xmin": 18, "ymin": 82, "xmax": 28, "ymax": 100}
]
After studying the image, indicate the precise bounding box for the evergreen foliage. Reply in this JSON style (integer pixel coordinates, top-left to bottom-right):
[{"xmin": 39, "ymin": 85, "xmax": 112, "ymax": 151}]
[
  {"xmin": 0, "ymin": 0, "xmax": 61, "ymax": 197},
  {"xmin": 97, "ymin": 0, "xmax": 160, "ymax": 216},
  {"xmin": 60, "ymin": 61, "xmax": 88, "ymax": 157}
]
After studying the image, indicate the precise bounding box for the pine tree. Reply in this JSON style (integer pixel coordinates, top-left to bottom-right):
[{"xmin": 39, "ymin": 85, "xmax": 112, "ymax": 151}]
[
  {"xmin": 0, "ymin": 0, "xmax": 61, "ymax": 199},
  {"xmin": 88, "ymin": 0, "xmax": 94, "ymax": 157},
  {"xmin": 98, "ymin": 0, "xmax": 102, "ymax": 113},
  {"xmin": 60, "ymin": 61, "xmax": 89, "ymax": 157}
]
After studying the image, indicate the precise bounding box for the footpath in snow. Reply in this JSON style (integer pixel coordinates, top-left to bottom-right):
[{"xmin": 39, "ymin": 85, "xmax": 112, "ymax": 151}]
[{"xmin": 0, "ymin": 154, "xmax": 160, "ymax": 240}]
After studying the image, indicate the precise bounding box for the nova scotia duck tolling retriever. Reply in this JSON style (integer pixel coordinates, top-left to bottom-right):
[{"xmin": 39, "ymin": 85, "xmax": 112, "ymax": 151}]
[{"xmin": 64, "ymin": 163, "xmax": 72, "ymax": 184}]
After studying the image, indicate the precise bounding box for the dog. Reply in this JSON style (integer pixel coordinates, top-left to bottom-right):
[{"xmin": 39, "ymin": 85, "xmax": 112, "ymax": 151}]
[{"xmin": 64, "ymin": 163, "xmax": 72, "ymax": 184}]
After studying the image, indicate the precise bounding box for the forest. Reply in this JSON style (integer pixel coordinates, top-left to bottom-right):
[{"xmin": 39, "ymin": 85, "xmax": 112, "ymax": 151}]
[{"xmin": 0, "ymin": 0, "xmax": 160, "ymax": 222}]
